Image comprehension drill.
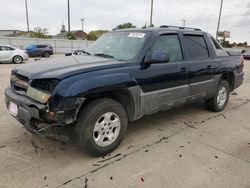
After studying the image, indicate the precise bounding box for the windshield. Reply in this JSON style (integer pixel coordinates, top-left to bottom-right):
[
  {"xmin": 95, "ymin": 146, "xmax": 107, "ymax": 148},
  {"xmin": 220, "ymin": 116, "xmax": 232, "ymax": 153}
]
[{"xmin": 87, "ymin": 31, "xmax": 148, "ymax": 61}]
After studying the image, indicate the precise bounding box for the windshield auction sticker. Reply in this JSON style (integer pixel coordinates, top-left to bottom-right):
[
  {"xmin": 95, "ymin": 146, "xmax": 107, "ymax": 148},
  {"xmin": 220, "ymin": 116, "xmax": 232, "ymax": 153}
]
[{"xmin": 128, "ymin": 33, "xmax": 146, "ymax": 38}]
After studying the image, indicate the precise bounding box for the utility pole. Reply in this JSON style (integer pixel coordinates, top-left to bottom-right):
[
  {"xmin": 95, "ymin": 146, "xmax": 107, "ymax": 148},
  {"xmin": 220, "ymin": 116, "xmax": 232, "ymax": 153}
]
[
  {"xmin": 181, "ymin": 19, "xmax": 187, "ymax": 27},
  {"xmin": 25, "ymin": 0, "xmax": 30, "ymax": 32},
  {"xmin": 80, "ymin": 18, "xmax": 85, "ymax": 39},
  {"xmin": 67, "ymin": 0, "xmax": 71, "ymax": 32},
  {"xmin": 149, "ymin": 0, "xmax": 154, "ymax": 27},
  {"xmin": 206, "ymin": 21, "xmax": 210, "ymax": 32},
  {"xmin": 80, "ymin": 18, "xmax": 85, "ymax": 32},
  {"xmin": 216, "ymin": 0, "xmax": 223, "ymax": 39}
]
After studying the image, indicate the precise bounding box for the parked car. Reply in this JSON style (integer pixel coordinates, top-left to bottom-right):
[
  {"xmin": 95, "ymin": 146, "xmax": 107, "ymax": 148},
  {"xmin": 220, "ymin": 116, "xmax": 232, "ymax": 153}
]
[
  {"xmin": 23, "ymin": 44, "xmax": 53, "ymax": 57},
  {"xmin": 5, "ymin": 26, "xmax": 244, "ymax": 156},
  {"xmin": 65, "ymin": 49, "xmax": 89, "ymax": 56},
  {"xmin": 243, "ymin": 50, "xmax": 250, "ymax": 60},
  {"xmin": 0, "ymin": 45, "xmax": 28, "ymax": 64}
]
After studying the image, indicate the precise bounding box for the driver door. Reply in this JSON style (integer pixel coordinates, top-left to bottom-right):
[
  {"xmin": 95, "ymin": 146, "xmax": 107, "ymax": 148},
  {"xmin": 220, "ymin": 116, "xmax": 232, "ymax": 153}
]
[{"xmin": 138, "ymin": 33, "xmax": 189, "ymax": 114}]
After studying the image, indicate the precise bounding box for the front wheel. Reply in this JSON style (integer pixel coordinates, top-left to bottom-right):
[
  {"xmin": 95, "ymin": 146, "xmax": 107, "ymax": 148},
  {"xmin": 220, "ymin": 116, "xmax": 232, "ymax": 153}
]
[
  {"xmin": 43, "ymin": 51, "xmax": 50, "ymax": 58},
  {"xmin": 205, "ymin": 80, "xmax": 230, "ymax": 112},
  {"xmin": 74, "ymin": 98, "xmax": 128, "ymax": 156},
  {"xmin": 12, "ymin": 55, "xmax": 23, "ymax": 64}
]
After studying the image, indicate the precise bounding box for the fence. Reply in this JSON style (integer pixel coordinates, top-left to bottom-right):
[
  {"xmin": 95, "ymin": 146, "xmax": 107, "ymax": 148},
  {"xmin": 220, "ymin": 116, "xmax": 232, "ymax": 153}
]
[{"xmin": 0, "ymin": 37, "xmax": 95, "ymax": 53}]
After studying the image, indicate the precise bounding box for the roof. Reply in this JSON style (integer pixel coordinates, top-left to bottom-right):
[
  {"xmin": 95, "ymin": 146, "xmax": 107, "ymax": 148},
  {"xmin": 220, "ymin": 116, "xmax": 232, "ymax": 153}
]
[{"xmin": 113, "ymin": 26, "xmax": 204, "ymax": 34}]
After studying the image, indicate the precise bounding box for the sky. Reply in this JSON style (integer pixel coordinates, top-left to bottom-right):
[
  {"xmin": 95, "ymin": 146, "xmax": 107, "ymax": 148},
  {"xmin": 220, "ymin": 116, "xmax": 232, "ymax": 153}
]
[{"xmin": 0, "ymin": 0, "xmax": 249, "ymax": 43}]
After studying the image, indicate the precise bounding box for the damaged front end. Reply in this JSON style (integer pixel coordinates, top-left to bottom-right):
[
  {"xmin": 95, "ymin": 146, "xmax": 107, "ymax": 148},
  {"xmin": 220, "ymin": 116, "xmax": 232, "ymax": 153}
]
[{"xmin": 5, "ymin": 71, "xmax": 84, "ymax": 134}]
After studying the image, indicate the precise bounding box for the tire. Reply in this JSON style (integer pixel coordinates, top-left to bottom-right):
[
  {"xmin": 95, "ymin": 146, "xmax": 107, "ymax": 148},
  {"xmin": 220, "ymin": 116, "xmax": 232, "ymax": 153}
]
[
  {"xmin": 74, "ymin": 98, "xmax": 128, "ymax": 156},
  {"xmin": 205, "ymin": 80, "xmax": 230, "ymax": 112},
  {"xmin": 12, "ymin": 55, "xmax": 23, "ymax": 64},
  {"xmin": 43, "ymin": 51, "xmax": 50, "ymax": 58}
]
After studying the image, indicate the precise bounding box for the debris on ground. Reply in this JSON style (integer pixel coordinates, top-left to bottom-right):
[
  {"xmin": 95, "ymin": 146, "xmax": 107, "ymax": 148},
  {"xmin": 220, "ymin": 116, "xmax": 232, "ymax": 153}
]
[
  {"xmin": 127, "ymin": 145, "xmax": 135, "ymax": 150},
  {"xmin": 217, "ymin": 114, "xmax": 227, "ymax": 119},
  {"xmin": 0, "ymin": 145, "xmax": 6, "ymax": 149},
  {"xmin": 31, "ymin": 136, "xmax": 44, "ymax": 155},
  {"xmin": 231, "ymin": 92, "xmax": 238, "ymax": 95},
  {"xmin": 98, "ymin": 153, "xmax": 122, "ymax": 163},
  {"xmin": 84, "ymin": 178, "xmax": 88, "ymax": 188},
  {"xmin": 184, "ymin": 122, "xmax": 197, "ymax": 129},
  {"xmin": 140, "ymin": 177, "xmax": 145, "ymax": 182}
]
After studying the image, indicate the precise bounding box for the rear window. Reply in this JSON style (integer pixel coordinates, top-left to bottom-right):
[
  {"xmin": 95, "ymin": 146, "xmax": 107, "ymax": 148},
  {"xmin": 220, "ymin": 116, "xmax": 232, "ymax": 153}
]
[
  {"xmin": 184, "ymin": 35, "xmax": 209, "ymax": 60},
  {"xmin": 210, "ymin": 37, "xmax": 229, "ymax": 57}
]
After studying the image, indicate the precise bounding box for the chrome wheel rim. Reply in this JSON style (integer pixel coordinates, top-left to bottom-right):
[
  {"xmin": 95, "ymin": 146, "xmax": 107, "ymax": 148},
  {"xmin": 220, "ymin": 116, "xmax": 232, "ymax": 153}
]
[
  {"xmin": 93, "ymin": 112, "xmax": 121, "ymax": 147},
  {"xmin": 14, "ymin": 56, "xmax": 22, "ymax": 63},
  {"xmin": 217, "ymin": 86, "xmax": 227, "ymax": 107}
]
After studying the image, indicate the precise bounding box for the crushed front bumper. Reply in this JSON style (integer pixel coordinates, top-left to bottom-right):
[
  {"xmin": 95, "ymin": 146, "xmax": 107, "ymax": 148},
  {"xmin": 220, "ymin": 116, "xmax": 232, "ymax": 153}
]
[
  {"xmin": 4, "ymin": 86, "xmax": 75, "ymax": 134},
  {"xmin": 5, "ymin": 86, "xmax": 48, "ymax": 133}
]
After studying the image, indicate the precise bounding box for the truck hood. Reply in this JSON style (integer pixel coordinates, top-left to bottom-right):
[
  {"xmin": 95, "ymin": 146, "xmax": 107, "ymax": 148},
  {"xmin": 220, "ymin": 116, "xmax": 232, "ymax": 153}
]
[{"xmin": 14, "ymin": 55, "xmax": 126, "ymax": 80}]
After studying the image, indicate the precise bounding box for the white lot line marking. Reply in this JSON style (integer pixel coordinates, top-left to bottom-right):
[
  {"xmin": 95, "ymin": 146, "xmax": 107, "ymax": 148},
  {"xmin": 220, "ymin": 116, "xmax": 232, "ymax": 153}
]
[{"xmin": 0, "ymin": 149, "xmax": 33, "ymax": 163}]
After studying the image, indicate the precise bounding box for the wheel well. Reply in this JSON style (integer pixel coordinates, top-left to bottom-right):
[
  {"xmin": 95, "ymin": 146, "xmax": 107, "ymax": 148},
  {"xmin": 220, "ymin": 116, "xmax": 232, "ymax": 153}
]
[
  {"xmin": 221, "ymin": 72, "xmax": 235, "ymax": 91},
  {"xmin": 83, "ymin": 89, "xmax": 135, "ymax": 121}
]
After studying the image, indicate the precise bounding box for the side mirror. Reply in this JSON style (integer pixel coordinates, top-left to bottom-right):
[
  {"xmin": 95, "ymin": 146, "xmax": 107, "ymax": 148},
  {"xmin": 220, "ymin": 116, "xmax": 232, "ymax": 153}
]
[{"xmin": 145, "ymin": 51, "xmax": 170, "ymax": 64}]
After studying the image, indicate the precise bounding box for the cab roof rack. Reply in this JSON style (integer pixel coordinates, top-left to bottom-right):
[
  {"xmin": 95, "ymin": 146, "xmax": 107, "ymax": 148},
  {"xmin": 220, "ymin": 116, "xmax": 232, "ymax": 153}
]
[{"xmin": 160, "ymin": 25, "xmax": 202, "ymax": 31}]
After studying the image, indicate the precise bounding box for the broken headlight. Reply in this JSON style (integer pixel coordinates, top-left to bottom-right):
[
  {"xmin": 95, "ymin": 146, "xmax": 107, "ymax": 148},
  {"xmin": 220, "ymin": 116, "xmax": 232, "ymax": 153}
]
[{"xmin": 26, "ymin": 79, "xmax": 59, "ymax": 103}]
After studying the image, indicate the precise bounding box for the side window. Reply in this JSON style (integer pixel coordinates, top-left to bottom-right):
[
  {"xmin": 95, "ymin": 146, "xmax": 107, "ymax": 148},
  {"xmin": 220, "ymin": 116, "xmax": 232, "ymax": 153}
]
[
  {"xmin": 211, "ymin": 37, "xmax": 229, "ymax": 57},
  {"xmin": 151, "ymin": 34, "xmax": 183, "ymax": 62},
  {"xmin": 6, "ymin": 47, "xmax": 15, "ymax": 51},
  {"xmin": 0, "ymin": 46, "xmax": 8, "ymax": 51},
  {"xmin": 184, "ymin": 35, "xmax": 209, "ymax": 60}
]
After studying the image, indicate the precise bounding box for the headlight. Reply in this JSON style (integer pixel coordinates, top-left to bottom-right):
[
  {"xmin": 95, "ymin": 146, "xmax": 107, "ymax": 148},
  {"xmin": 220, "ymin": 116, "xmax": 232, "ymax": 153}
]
[
  {"xmin": 31, "ymin": 79, "xmax": 59, "ymax": 93},
  {"xmin": 26, "ymin": 86, "xmax": 52, "ymax": 104}
]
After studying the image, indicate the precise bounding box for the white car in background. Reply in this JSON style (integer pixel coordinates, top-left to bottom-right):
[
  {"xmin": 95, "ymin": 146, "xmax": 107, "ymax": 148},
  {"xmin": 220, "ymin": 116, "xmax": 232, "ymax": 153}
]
[{"xmin": 0, "ymin": 45, "xmax": 29, "ymax": 64}]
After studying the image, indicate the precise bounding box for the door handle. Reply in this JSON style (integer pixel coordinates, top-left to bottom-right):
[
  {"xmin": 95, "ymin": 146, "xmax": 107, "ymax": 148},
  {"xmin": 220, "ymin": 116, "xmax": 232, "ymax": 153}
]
[
  {"xmin": 207, "ymin": 65, "xmax": 212, "ymax": 69},
  {"xmin": 180, "ymin": 67, "xmax": 187, "ymax": 72}
]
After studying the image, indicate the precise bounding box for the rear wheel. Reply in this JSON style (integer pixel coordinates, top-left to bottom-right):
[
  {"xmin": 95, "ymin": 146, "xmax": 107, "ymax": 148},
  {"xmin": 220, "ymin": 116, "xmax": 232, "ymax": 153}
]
[
  {"xmin": 205, "ymin": 80, "xmax": 230, "ymax": 112},
  {"xmin": 74, "ymin": 98, "xmax": 128, "ymax": 156},
  {"xmin": 12, "ymin": 55, "xmax": 23, "ymax": 64},
  {"xmin": 43, "ymin": 51, "xmax": 50, "ymax": 58}
]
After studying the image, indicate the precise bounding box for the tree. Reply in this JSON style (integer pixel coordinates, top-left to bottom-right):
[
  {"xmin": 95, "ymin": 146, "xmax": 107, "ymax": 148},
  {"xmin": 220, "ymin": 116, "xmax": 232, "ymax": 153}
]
[
  {"xmin": 243, "ymin": 41, "xmax": 248, "ymax": 46},
  {"xmin": 87, "ymin": 30, "xmax": 108, "ymax": 41},
  {"xmin": 30, "ymin": 27, "xmax": 51, "ymax": 38},
  {"xmin": 66, "ymin": 32, "xmax": 76, "ymax": 40},
  {"xmin": 114, "ymin": 22, "xmax": 136, "ymax": 30}
]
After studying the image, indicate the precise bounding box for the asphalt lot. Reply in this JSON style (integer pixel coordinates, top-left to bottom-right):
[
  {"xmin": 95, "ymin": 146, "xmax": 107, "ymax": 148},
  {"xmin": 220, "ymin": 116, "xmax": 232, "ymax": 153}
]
[{"xmin": 0, "ymin": 57, "xmax": 250, "ymax": 188}]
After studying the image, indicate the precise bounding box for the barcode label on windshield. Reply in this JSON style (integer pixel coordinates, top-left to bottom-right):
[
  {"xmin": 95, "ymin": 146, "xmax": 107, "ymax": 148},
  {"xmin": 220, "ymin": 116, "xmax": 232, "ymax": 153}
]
[{"xmin": 128, "ymin": 33, "xmax": 146, "ymax": 38}]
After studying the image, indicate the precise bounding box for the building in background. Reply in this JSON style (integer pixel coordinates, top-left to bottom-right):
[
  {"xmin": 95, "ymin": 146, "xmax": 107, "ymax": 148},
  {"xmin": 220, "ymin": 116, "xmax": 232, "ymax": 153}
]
[
  {"xmin": 54, "ymin": 24, "xmax": 87, "ymax": 40},
  {"xmin": 0, "ymin": 30, "xmax": 27, "ymax": 37}
]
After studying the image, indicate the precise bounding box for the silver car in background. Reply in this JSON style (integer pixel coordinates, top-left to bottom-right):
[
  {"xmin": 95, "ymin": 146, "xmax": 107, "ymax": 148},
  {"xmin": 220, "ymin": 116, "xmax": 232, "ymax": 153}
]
[{"xmin": 0, "ymin": 45, "xmax": 29, "ymax": 64}]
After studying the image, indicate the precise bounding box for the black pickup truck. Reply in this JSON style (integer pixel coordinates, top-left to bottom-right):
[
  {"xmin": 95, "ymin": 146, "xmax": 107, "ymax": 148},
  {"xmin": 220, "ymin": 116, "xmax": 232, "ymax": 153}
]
[{"xmin": 5, "ymin": 26, "xmax": 244, "ymax": 156}]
